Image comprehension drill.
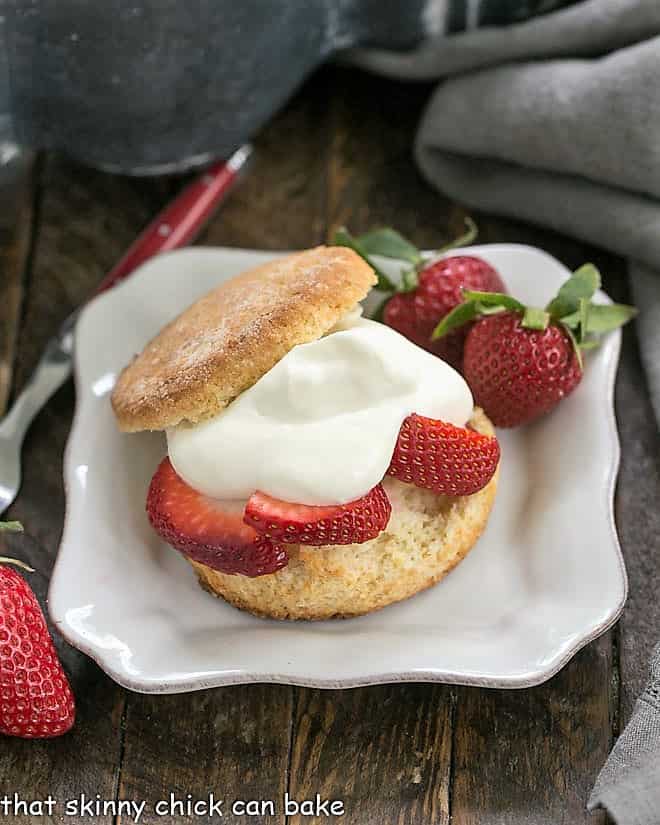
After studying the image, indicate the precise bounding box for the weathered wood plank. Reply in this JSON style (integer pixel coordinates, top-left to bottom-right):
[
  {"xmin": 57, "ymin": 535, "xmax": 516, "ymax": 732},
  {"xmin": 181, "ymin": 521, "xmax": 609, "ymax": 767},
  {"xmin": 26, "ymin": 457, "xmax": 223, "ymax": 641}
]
[
  {"xmin": 0, "ymin": 154, "xmax": 167, "ymax": 824},
  {"xmin": 324, "ymin": 68, "xmax": 452, "ymax": 245},
  {"xmin": 608, "ymin": 268, "xmax": 660, "ymax": 725},
  {"xmin": 288, "ymin": 686, "xmax": 453, "ymax": 825},
  {"xmin": 203, "ymin": 70, "xmax": 333, "ymax": 252},
  {"xmin": 118, "ymin": 686, "xmax": 292, "ymax": 825},
  {"xmin": 10, "ymin": 161, "xmax": 169, "ymax": 391},
  {"xmin": 115, "ymin": 70, "xmax": 334, "ymax": 825},
  {"xmin": 451, "ymin": 641, "xmax": 614, "ymax": 825},
  {"xmin": 0, "ymin": 150, "xmax": 35, "ymax": 413}
]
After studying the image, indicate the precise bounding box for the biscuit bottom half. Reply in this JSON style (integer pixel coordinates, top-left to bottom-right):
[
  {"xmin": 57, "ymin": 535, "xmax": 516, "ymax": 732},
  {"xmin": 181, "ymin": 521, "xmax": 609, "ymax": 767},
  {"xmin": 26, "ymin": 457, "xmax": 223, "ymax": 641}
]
[{"xmin": 189, "ymin": 408, "xmax": 498, "ymax": 620}]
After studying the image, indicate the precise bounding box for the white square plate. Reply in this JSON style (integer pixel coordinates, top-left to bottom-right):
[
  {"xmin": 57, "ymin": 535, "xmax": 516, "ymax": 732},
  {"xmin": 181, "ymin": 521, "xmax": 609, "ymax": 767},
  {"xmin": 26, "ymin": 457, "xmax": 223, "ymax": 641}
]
[{"xmin": 49, "ymin": 244, "xmax": 626, "ymax": 693}]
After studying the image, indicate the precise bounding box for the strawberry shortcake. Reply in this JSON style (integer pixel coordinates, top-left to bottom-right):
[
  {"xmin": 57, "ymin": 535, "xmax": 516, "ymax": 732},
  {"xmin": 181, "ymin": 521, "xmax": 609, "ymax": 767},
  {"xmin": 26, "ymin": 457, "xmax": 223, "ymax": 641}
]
[{"xmin": 111, "ymin": 247, "xmax": 499, "ymax": 619}]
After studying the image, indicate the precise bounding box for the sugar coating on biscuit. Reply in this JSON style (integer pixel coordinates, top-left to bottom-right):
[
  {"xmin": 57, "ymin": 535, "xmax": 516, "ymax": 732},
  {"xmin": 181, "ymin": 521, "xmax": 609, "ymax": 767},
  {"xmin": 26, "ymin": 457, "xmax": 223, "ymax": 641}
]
[{"xmin": 111, "ymin": 246, "xmax": 377, "ymax": 432}]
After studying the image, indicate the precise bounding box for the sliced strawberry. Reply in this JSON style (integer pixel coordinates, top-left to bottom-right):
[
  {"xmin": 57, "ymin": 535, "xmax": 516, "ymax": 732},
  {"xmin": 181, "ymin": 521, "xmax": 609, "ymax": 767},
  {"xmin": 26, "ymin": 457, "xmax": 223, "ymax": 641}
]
[
  {"xmin": 146, "ymin": 458, "xmax": 288, "ymax": 577},
  {"xmin": 244, "ymin": 485, "xmax": 391, "ymax": 546},
  {"xmin": 387, "ymin": 414, "xmax": 499, "ymax": 496}
]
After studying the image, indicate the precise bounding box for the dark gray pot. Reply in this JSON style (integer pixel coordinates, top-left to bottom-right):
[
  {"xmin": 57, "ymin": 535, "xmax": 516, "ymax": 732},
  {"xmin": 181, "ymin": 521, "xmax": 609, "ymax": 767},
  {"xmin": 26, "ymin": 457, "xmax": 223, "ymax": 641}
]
[{"xmin": 0, "ymin": 0, "xmax": 576, "ymax": 173}]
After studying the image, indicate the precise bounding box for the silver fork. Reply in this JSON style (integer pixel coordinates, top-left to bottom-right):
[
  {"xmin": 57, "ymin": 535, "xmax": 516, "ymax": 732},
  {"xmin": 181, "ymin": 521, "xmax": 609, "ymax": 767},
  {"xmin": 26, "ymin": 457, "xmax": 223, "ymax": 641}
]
[
  {"xmin": 0, "ymin": 314, "xmax": 77, "ymax": 514},
  {"xmin": 0, "ymin": 143, "xmax": 252, "ymax": 517}
]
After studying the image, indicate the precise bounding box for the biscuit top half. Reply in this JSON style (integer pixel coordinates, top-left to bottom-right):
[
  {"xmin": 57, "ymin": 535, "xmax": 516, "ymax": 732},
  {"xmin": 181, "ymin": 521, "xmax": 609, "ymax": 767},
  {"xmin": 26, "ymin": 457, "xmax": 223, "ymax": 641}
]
[{"xmin": 111, "ymin": 246, "xmax": 377, "ymax": 432}]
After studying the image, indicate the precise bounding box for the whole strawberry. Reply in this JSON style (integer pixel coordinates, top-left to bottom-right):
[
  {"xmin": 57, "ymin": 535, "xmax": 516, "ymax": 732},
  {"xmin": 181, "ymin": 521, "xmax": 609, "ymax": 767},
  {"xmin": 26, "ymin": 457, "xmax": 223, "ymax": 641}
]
[
  {"xmin": 463, "ymin": 312, "xmax": 582, "ymax": 427},
  {"xmin": 384, "ymin": 256, "xmax": 506, "ymax": 369},
  {"xmin": 0, "ymin": 522, "xmax": 75, "ymax": 738},
  {"xmin": 434, "ymin": 264, "xmax": 636, "ymax": 427},
  {"xmin": 334, "ymin": 219, "xmax": 506, "ymax": 370}
]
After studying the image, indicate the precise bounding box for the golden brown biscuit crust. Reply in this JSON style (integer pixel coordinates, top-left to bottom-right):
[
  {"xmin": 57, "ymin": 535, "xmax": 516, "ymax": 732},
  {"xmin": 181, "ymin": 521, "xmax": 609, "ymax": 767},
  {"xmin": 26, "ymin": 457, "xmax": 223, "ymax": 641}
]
[
  {"xmin": 190, "ymin": 409, "xmax": 499, "ymax": 620},
  {"xmin": 111, "ymin": 246, "xmax": 376, "ymax": 432}
]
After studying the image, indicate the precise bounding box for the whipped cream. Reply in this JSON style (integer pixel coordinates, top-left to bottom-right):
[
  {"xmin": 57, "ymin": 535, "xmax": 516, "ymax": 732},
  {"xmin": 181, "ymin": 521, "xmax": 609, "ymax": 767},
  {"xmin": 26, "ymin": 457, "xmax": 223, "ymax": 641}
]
[{"xmin": 167, "ymin": 316, "xmax": 473, "ymax": 506}]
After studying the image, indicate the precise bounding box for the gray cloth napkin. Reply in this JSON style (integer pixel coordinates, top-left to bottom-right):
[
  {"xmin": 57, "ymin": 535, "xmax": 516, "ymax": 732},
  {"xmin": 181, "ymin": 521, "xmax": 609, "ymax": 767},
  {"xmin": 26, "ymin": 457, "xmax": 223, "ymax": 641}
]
[
  {"xmin": 350, "ymin": 0, "xmax": 660, "ymax": 423},
  {"xmin": 353, "ymin": 2, "xmax": 660, "ymax": 821},
  {"xmin": 589, "ymin": 645, "xmax": 660, "ymax": 824}
]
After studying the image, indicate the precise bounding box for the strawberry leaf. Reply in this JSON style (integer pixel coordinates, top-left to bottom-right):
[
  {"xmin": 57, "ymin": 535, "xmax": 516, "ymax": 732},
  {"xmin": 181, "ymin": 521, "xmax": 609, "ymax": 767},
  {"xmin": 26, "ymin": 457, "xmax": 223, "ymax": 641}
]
[
  {"xmin": 579, "ymin": 339, "xmax": 602, "ymax": 349},
  {"xmin": 577, "ymin": 297, "xmax": 590, "ymax": 342},
  {"xmin": 521, "ymin": 307, "xmax": 550, "ymax": 330},
  {"xmin": 434, "ymin": 291, "xmax": 525, "ymax": 338},
  {"xmin": 429, "ymin": 216, "xmax": 479, "ymax": 257},
  {"xmin": 0, "ymin": 556, "xmax": 33, "ymax": 572},
  {"xmin": 561, "ymin": 323, "xmax": 584, "ymax": 370},
  {"xmin": 476, "ymin": 304, "xmax": 509, "ymax": 316},
  {"xmin": 432, "ymin": 301, "xmax": 479, "ymax": 339},
  {"xmin": 333, "ymin": 227, "xmax": 396, "ymax": 292},
  {"xmin": 355, "ymin": 228, "xmax": 422, "ymax": 265},
  {"xmin": 335, "ymin": 220, "xmax": 482, "ymax": 294},
  {"xmin": 0, "ymin": 521, "xmax": 23, "ymax": 533},
  {"xmin": 462, "ymin": 290, "xmax": 525, "ymax": 311},
  {"xmin": 562, "ymin": 302, "xmax": 637, "ymax": 334},
  {"xmin": 418, "ymin": 215, "xmax": 479, "ymax": 268},
  {"xmin": 401, "ymin": 266, "xmax": 419, "ymax": 293},
  {"xmin": 546, "ymin": 264, "xmax": 601, "ymax": 318}
]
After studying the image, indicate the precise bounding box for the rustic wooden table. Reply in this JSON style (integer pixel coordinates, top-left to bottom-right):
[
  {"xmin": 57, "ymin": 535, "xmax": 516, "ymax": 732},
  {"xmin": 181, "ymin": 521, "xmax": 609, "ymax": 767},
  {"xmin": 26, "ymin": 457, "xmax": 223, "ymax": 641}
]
[{"xmin": 1, "ymin": 66, "xmax": 658, "ymax": 825}]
